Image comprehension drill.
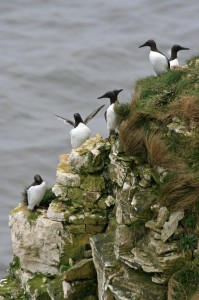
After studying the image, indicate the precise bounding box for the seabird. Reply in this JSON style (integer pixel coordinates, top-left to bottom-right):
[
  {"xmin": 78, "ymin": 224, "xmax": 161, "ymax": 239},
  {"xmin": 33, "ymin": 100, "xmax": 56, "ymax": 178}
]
[
  {"xmin": 169, "ymin": 44, "xmax": 190, "ymax": 68},
  {"xmin": 139, "ymin": 39, "xmax": 169, "ymax": 76},
  {"xmin": 97, "ymin": 89, "xmax": 123, "ymax": 136},
  {"xmin": 55, "ymin": 105, "xmax": 105, "ymax": 149},
  {"xmin": 25, "ymin": 174, "xmax": 46, "ymax": 211}
]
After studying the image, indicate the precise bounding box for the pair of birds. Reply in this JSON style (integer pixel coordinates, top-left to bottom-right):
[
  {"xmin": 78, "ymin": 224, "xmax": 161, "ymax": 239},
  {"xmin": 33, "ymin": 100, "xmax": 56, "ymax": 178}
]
[
  {"xmin": 139, "ymin": 39, "xmax": 189, "ymax": 76},
  {"xmin": 55, "ymin": 89, "xmax": 123, "ymax": 149},
  {"xmin": 25, "ymin": 89, "xmax": 122, "ymax": 211}
]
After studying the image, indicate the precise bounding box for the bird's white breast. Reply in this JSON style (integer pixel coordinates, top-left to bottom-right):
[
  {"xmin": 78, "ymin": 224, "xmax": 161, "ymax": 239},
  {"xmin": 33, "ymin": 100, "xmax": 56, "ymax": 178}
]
[
  {"xmin": 27, "ymin": 181, "xmax": 46, "ymax": 211},
  {"xmin": 70, "ymin": 123, "xmax": 91, "ymax": 149},
  {"xmin": 170, "ymin": 58, "xmax": 179, "ymax": 68},
  {"xmin": 149, "ymin": 51, "xmax": 168, "ymax": 76},
  {"xmin": 106, "ymin": 104, "xmax": 118, "ymax": 134}
]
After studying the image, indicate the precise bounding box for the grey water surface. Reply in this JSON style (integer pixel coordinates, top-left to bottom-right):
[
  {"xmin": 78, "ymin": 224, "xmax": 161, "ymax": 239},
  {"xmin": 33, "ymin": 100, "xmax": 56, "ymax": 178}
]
[{"xmin": 0, "ymin": 0, "xmax": 199, "ymax": 278}]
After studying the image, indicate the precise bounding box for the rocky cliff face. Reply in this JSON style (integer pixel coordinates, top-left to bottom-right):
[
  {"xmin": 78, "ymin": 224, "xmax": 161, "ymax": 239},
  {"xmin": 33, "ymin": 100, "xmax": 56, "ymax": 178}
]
[
  {"xmin": 0, "ymin": 134, "xmax": 198, "ymax": 300},
  {"xmin": 1, "ymin": 58, "xmax": 199, "ymax": 300}
]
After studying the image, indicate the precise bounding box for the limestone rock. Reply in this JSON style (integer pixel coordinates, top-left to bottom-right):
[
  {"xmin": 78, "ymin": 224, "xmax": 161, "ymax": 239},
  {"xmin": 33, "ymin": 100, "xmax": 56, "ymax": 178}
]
[
  {"xmin": 62, "ymin": 258, "xmax": 96, "ymax": 281},
  {"xmin": 63, "ymin": 281, "xmax": 72, "ymax": 299},
  {"xmin": 47, "ymin": 200, "xmax": 70, "ymax": 221},
  {"xmin": 9, "ymin": 209, "xmax": 70, "ymax": 274},
  {"xmin": 105, "ymin": 195, "xmax": 115, "ymax": 207},
  {"xmin": 145, "ymin": 207, "xmax": 169, "ymax": 232},
  {"xmin": 161, "ymin": 211, "xmax": 184, "ymax": 242},
  {"xmin": 125, "ymin": 248, "xmax": 163, "ymax": 273},
  {"xmin": 69, "ymin": 214, "xmax": 84, "ymax": 225},
  {"xmin": 145, "ymin": 220, "xmax": 162, "ymax": 233},
  {"xmin": 108, "ymin": 154, "xmax": 129, "ymax": 187},
  {"xmin": 156, "ymin": 207, "xmax": 169, "ymax": 228},
  {"xmin": 56, "ymin": 171, "xmax": 80, "ymax": 187},
  {"xmin": 90, "ymin": 232, "xmax": 118, "ymax": 300},
  {"xmin": 149, "ymin": 238, "xmax": 178, "ymax": 255},
  {"xmin": 81, "ymin": 175, "xmax": 105, "ymax": 192},
  {"xmin": 68, "ymin": 135, "xmax": 109, "ymax": 174},
  {"xmin": 52, "ymin": 183, "xmax": 67, "ymax": 197},
  {"xmin": 167, "ymin": 117, "xmax": 194, "ymax": 137},
  {"xmin": 84, "ymin": 211, "xmax": 107, "ymax": 226},
  {"xmin": 109, "ymin": 267, "xmax": 167, "ymax": 300},
  {"xmin": 114, "ymin": 225, "xmax": 135, "ymax": 258}
]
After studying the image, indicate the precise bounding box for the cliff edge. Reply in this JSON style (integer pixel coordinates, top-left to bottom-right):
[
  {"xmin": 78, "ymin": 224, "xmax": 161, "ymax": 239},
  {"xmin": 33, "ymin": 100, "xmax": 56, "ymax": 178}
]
[{"xmin": 1, "ymin": 56, "xmax": 199, "ymax": 300}]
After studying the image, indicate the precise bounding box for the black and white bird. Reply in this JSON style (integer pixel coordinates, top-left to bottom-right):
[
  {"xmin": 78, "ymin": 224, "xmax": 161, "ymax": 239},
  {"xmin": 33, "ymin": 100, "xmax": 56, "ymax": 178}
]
[
  {"xmin": 25, "ymin": 175, "xmax": 46, "ymax": 211},
  {"xmin": 139, "ymin": 39, "xmax": 169, "ymax": 76},
  {"xmin": 97, "ymin": 89, "xmax": 123, "ymax": 136},
  {"xmin": 169, "ymin": 44, "xmax": 190, "ymax": 68},
  {"xmin": 55, "ymin": 105, "xmax": 105, "ymax": 149}
]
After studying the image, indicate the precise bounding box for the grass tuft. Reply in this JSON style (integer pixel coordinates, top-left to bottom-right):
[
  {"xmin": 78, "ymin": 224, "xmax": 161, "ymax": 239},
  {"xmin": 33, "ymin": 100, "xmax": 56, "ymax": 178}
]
[
  {"xmin": 114, "ymin": 102, "xmax": 131, "ymax": 125},
  {"xmin": 160, "ymin": 172, "xmax": 199, "ymax": 210}
]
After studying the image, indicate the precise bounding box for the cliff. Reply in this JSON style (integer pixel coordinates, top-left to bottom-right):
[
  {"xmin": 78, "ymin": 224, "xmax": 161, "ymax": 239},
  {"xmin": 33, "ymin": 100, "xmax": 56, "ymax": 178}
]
[{"xmin": 1, "ymin": 56, "xmax": 199, "ymax": 300}]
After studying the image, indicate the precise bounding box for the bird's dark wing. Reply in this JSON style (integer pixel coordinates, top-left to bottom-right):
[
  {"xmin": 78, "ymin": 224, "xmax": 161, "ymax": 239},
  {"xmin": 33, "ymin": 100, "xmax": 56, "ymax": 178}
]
[
  {"xmin": 84, "ymin": 105, "xmax": 105, "ymax": 124},
  {"xmin": 54, "ymin": 114, "xmax": 75, "ymax": 127},
  {"xmin": 104, "ymin": 111, "xmax": 107, "ymax": 122}
]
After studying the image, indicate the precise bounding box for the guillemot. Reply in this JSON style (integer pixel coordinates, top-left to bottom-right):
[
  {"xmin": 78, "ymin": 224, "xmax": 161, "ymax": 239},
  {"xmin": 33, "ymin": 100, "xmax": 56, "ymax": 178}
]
[
  {"xmin": 169, "ymin": 44, "xmax": 190, "ymax": 68},
  {"xmin": 25, "ymin": 174, "xmax": 46, "ymax": 211},
  {"xmin": 55, "ymin": 105, "xmax": 105, "ymax": 149},
  {"xmin": 139, "ymin": 39, "xmax": 169, "ymax": 76},
  {"xmin": 97, "ymin": 89, "xmax": 123, "ymax": 136}
]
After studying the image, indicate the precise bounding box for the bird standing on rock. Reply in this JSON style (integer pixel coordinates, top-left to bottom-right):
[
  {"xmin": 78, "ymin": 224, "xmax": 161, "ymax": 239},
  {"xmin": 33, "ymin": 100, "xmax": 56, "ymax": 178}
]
[
  {"xmin": 97, "ymin": 89, "xmax": 123, "ymax": 136},
  {"xmin": 25, "ymin": 174, "xmax": 46, "ymax": 211},
  {"xmin": 169, "ymin": 44, "xmax": 190, "ymax": 67},
  {"xmin": 55, "ymin": 105, "xmax": 105, "ymax": 149},
  {"xmin": 139, "ymin": 39, "xmax": 169, "ymax": 76}
]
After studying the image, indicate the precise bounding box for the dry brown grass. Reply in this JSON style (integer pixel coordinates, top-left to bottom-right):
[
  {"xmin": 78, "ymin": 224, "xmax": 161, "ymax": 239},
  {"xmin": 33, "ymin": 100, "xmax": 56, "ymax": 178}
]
[
  {"xmin": 131, "ymin": 87, "xmax": 141, "ymax": 107},
  {"xmin": 120, "ymin": 120, "xmax": 146, "ymax": 157},
  {"xmin": 168, "ymin": 96, "xmax": 199, "ymax": 123},
  {"xmin": 168, "ymin": 278, "xmax": 186, "ymax": 300},
  {"xmin": 161, "ymin": 172, "xmax": 199, "ymax": 211},
  {"xmin": 119, "ymin": 109, "xmax": 182, "ymax": 168},
  {"xmin": 144, "ymin": 133, "xmax": 182, "ymax": 171}
]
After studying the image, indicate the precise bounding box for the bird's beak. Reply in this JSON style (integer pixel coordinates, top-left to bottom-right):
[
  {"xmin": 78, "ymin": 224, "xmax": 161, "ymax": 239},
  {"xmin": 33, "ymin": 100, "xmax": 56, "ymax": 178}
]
[
  {"xmin": 139, "ymin": 42, "xmax": 146, "ymax": 48},
  {"xmin": 97, "ymin": 93, "xmax": 107, "ymax": 99},
  {"xmin": 181, "ymin": 47, "xmax": 190, "ymax": 50}
]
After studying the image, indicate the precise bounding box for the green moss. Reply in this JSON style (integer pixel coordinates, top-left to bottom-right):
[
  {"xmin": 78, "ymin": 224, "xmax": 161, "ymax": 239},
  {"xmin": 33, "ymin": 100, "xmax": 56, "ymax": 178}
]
[
  {"xmin": 80, "ymin": 175, "xmax": 105, "ymax": 192},
  {"xmin": 27, "ymin": 274, "xmax": 51, "ymax": 300},
  {"xmin": 9, "ymin": 255, "xmax": 21, "ymax": 278},
  {"xmin": 26, "ymin": 274, "xmax": 64, "ymax": 299},
  {"xmin": 0, "ymin": 275, "xmax": 25, "ymax": 299},
  {"xmin": 60, "ymin": 233, "xmax": 89, "ymax": 267},
  {"xmin": 10, "ymin": 205, "xmax": 40, "ymax": 223},
  {"xmin": 68, "ymin": 187, "xmax": 84, "ymax": 204},
  {"xmin": 46, "ymin": 276, "xmax": 64, "ymax": 299},
  {"xmin": 59, "ymin": 264, "xmax": 70, "ymax": 273}
]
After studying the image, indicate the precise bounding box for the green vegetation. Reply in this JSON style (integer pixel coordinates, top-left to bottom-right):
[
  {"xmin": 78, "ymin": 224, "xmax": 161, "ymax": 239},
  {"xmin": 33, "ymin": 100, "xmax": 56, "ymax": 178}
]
[
  {"xmin": 120, "ymin": 55, "xmax": 199, "ymax": 212},
  {"xmin": 179, "ymin": 234, "xmax": 198, "ymax": 251},
  {"xmin": 169, "ymin": 264, "xmax": 199, "ymax": 299},
  {"xmin": 114, "ymin": 102, "xmax": 131, "ymax": 124},
  {"xmin": 41, "ymin": 187, "xmax": 57, "ymax": 208},
  {"xmin": 0, "ymin": 276, "xmax": 25, "ymax": 299}
]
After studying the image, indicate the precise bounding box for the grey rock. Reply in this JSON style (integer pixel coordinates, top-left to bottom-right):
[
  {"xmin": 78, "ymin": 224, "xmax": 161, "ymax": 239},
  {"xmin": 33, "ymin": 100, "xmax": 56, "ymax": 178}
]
[{"xmin": 161, "ymin": 211, "xmax": 184, "ymax": 242}]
